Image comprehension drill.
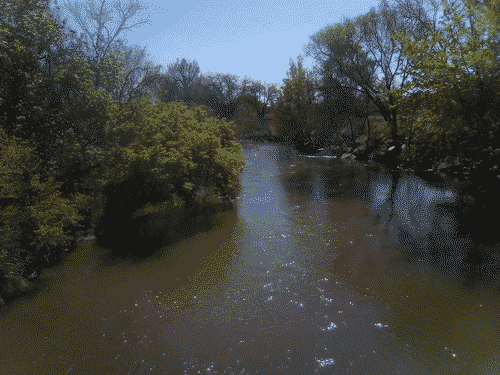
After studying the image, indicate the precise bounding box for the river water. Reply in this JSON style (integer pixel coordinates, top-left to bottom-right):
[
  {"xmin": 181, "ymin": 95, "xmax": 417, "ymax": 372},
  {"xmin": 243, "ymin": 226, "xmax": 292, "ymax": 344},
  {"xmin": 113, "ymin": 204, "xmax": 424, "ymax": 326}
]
[{"xmin": 1, "ymin": 140, "xmax": 499, "ymax": 374}]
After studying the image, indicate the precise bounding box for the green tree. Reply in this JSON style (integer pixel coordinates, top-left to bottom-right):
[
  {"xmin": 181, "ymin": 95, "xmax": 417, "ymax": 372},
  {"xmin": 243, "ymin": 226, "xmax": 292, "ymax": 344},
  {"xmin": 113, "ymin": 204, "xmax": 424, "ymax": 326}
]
[
  {"xmin": 278, "ymin": 54, "xmax": 323, "ymax": 103},
  {"xmin": 272, "ymin": 55, "xmax": 323, "ymax": 150},
  {"xmin": 302, "ymin": 0, "xmax": 444, "ymax": 167},
  {"xmin": 90, "ymin": 44, "xmax": 165, "ymax": 105},
  {"xmin": 0, "ymin": 0, "xmax": 127, "ymax": 297},
  {"xmin": 386, "ymin": 0, "xmax": 500, "ymax": 175},
  {"xmin": 151, "ymin": 59, "xmax": 229, "ymax": 118},
  {"xmin": 0, "ymin": 0, "xmax": 248, "ymax": 303},
  {"xmin": 235, "ymin": 79, "xmax": 281, "ymax": 133},
  {"xmin": 45, "ymin": 0, "xmax": 168, "ymax": 106},
  {"xmin": 0, "ymin": 126, "xmax": 90, "ymax": 284}
]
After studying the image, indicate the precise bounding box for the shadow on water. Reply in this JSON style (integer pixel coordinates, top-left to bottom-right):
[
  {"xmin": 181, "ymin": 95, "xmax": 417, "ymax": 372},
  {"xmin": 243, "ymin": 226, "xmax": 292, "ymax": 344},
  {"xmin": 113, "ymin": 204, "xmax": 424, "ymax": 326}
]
[{"xmin": 1, "ymin": 139, "xmax": 499, "ymax": 374}]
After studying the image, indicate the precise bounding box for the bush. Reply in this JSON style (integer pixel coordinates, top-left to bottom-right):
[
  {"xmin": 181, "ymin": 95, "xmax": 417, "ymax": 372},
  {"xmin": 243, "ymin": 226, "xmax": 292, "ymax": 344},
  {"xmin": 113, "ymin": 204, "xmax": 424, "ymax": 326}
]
[
  {"xmin": 92, "ymin": 100, "xmax": 247, "ymax": 253},
  {"xmin": 0, "ymin": 127, "xmax": 91, "ymax": 304}
]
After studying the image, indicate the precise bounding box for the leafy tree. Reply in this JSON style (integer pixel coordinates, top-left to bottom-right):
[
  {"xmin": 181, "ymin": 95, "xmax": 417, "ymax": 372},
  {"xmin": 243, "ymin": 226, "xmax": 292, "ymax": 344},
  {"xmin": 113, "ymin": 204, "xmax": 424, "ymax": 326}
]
[
  {"xmin": 302, "ymin": 0, "xmax": 443, "ymax": 167},
  {"xmin": 232, "ymin": 77, "xmax": 282, "ymax": 137},
  {"xmin": 272, "ymin": 55, "xmax": 323, "ymax": 151},
  {"xmin": 151, "ymin": 64, "xmax": 275, "ymax": 122},
  {"xmin": 386, "ymin": 0, "xmax": 500, "ymax": 175},
  {"xmin": 0, "ymin": 0, "xmax": 248, "ymax": 301},
  {"xmin": 0, "ymin": 0, "xmax": 146, "ymax": 299},
  {"xmin": 161, "ymin": 58, "xmax": 202, "ymax": 102},
  {"xmin": 151, "ymin": 59, "xmax": 225, "ymax": 115},
  {"xmin": 45, "ymin": 0, "xmax": 167, "ymax": 105},
  {"xmin": 0, "ymin": 126, "xmax": 90, "ymax": 286},
  {"xmin": 278, "ymin": 54, "xmax": 323, "ymax": 102},
  {"xmin": 91, "ymin": 44, "xmax": 165, "ymax": 104},
  {"xmin": 196, "ymin": 72, "xmax": 260, "ymax": 120}
]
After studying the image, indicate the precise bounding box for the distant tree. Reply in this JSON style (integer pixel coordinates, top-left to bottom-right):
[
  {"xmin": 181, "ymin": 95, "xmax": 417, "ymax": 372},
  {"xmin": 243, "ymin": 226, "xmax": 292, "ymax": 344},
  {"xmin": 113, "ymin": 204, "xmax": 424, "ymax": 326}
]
[
  {"xmin": 198, "ymin": 72, "xmax": 260, "ymax": 120},
  {"xmin": 278, "ymin": 54, "xmax": 323, "ymax": 104},
  {"xmin": 160, "ymin": 58, "xmax": 202, "ymax": 103},
  {"xmin": 232, "ymin": 77, "xmax": 282, "ymax": 132},
  {"xmin": 151, "ymin": 64, "xmax": 274, "ymax": 121}
]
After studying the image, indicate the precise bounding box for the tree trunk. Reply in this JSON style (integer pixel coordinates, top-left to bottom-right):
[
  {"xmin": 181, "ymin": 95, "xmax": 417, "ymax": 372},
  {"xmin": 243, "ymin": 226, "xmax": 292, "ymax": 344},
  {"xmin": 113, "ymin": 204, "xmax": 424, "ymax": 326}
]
[{"xmin": 367, "ymin": 117, "xmax": 371, "ymax": 143}]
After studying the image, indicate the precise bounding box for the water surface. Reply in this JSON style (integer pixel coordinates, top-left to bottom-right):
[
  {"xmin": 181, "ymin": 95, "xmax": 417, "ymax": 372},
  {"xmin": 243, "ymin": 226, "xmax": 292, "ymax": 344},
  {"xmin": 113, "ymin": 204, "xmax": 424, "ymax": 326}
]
[{"xmin": 1, "ymin": 140, "xmax": 499, "ymax": 374}]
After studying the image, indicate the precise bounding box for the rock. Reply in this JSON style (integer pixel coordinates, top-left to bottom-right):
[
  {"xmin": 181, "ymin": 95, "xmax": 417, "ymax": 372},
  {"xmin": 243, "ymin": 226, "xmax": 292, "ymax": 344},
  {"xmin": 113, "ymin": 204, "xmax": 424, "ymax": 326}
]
[
  {"xmin": 355, "ymin": 134, "xmax": 368, "ymax": 144},
  {"xmin": 341, "ymin": 153, "xmax": 356, "ymax": 163}
]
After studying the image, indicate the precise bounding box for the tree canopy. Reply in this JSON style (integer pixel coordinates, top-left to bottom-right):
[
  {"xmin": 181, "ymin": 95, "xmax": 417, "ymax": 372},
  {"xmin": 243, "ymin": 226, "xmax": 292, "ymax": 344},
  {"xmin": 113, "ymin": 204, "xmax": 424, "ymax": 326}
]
[{"xmin": 385, "ymin": 0, "xmax": 500, "ymax": 174}]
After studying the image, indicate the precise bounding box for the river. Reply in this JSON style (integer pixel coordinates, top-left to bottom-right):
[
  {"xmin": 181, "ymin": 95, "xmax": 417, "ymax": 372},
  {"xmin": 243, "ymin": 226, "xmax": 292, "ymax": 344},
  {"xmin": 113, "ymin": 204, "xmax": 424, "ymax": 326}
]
[{"xmin": 0, "ymin": 140, "xmax": 499, "ymax": 374}]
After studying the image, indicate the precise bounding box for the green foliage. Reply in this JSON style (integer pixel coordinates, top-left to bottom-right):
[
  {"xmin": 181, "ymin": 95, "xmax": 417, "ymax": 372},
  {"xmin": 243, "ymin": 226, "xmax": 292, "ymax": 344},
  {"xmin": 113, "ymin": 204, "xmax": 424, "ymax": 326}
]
[
  {"xmin": 0, "ymin": 126, "xmax": 91, "ymax": 285},
  {"xmin": 0, "ymin": 0, "xmax": 119, "ymax": 172},
  {"xmin": 316, "ymin": 75, "xmax": 372, "ymax": 148},
  {"xmin": 273, "ymin": 64, "xmax": 323, "ymax": 151},
  {"xmin": 0, "ymin": 0, "xmax": 111, "ymax": 292},
  {"xmin": 99, "ymin": 100, "xmax": 246, "ymax": 195},
  {"xmin": 91, "ymin": 99, "xmax": 247, "ymax": 250},
  {"xmin": 101, "ymin": 44, "xmax": 166, "ymax": 104},
  {"xmin": 386, "ymin": 0, "xmax": 500, "ymax": 174},
  {"xmin": 0, "ymin": 0, "xmax": 247, "ymax": 304}
]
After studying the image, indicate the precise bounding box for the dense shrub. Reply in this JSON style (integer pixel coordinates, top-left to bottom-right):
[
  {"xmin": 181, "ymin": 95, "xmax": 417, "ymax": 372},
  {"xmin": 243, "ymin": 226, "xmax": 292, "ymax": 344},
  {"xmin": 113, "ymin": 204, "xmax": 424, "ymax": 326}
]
[
  {"xmin": 92, "ymin": 100, "xmax": 247, "ymax": 252},
  {"xmin": 0, "ymin": 127, "xmax": 91, "ymax": 304}
]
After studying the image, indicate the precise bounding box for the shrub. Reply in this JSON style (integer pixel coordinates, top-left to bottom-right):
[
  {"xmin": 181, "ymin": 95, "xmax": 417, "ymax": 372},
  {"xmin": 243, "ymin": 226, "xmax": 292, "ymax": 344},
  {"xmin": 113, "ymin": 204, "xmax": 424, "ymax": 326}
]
[
  {"xmin": 92, "ymin": 100, "xmax": 247, "ymax": 252},
  {"xmin": 0, "ymin": 127, "xmax": 91, "ymax": 303}
]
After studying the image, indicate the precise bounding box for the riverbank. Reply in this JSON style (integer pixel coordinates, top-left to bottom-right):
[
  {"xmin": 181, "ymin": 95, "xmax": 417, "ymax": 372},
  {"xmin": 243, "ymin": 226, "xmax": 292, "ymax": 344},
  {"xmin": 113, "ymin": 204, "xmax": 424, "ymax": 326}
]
[{"xmin": 234, "ymin": 131, "xmax": 500, "ymax": 180}]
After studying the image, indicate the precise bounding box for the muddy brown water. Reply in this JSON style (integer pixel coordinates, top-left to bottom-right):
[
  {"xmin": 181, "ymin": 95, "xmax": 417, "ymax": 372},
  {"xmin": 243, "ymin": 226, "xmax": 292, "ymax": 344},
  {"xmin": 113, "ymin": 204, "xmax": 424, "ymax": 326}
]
[{"xmin": 1, "ymin": 140, "xmax": 499, "ymax": 374}]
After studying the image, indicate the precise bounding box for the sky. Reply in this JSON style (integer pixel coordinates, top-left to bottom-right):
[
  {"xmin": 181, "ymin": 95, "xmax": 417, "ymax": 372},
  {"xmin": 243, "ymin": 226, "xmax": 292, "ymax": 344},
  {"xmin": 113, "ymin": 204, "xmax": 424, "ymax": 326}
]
[{"xmin": 44, "ymin": 0, "xmax": 443, "ymax": 94}]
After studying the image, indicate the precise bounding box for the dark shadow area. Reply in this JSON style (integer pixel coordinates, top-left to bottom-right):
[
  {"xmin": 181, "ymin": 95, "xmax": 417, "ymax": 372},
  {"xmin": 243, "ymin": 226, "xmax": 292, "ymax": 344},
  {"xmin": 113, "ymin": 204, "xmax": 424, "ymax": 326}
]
[
  {"xmin": 370, "ymin": 169, "xmax": 500, "ymax": 290},
  {"xmin": 94, "ymin": 197, "xmax": 236, "ymax": 264}
]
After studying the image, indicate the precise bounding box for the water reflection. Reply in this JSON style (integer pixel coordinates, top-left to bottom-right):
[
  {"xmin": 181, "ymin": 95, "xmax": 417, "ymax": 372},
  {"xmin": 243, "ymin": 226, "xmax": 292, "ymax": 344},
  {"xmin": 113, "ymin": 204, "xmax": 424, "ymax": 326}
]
[{"xmin": 0, "ymin": 140, "xmax": 499, "ymax": 374}]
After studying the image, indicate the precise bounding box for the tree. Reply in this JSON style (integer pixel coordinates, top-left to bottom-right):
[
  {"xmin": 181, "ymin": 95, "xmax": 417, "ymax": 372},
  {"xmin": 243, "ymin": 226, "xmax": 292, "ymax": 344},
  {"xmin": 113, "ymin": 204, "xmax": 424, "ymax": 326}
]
[
  {"xmin": 302, "ymin": 0, "xmax": 445, "ymax": 168},
  {"xmin": 278, "ymin": 54, "xmax": 322, "ymax": 104},
  {"xmin": 270, "ymin": 55, "xmax": 324, "ymax": 150},
  {"xmin": 0, "ymin": 125, "xmax": 90, "ymax": 286},
  {"xmin": 159, "ymin": 58, "xmax": 202, "ymax": 103},
  {"xmin": 197, "ymin": 72, "xmax": 261, "ymax": 120},
  {"xmin": 151, "ymin": 65, "xmax": 279, "ymax": 122},
  {"xmin": 0, "ymin": 0, "xmax": 110, "ymax": 296},
  {"xmin": 101, "ymin": 44, "xmax": 165, "ymax": 104},
  {"xmin": 44, "ymin": 0, "xmax": 167, "ymax": 103},
  {"xmin": 0, "ymin": 0, "xmax": 119, "ymax": 170},
  {"xmin": 0, "ymin": 0, "xmax": 247, "ymax": 300},
  {"xmin": 0, "ymin": 0, "xmax": 146, "ymax": 294},
  {"xmin": 151, "ymin": 64, "xmax": 231, "ymax": 119},
  {"xmin": 235, "ymin": 81, "xmax": 279, "ymax": 128},
  {"xmin": 153, "ymin": 59, "xmax": 217, "ymax": 109},
  {"xmin": 279, "ymin": 54, "xmax": 323, "ymax": 102},
  {"xmin": 386, "ymin": 0, "xmax": 500, "ymax": 175}
]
